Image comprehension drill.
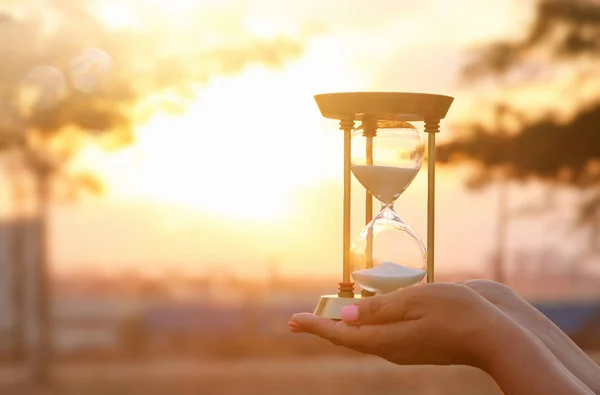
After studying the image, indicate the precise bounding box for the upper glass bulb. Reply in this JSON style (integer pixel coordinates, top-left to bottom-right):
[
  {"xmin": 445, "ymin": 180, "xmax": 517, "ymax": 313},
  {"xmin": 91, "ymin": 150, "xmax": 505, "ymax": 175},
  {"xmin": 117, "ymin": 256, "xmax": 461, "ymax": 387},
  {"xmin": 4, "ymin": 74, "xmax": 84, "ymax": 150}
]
[{"xmin": 351, "ymin": 121, "xmax": 424, "ymax": 205}]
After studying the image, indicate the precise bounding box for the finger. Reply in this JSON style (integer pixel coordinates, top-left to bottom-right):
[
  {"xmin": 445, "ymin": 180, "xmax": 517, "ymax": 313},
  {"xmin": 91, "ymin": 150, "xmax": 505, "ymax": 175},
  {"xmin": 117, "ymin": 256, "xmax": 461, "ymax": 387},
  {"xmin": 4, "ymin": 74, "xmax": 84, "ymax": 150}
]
[
  {"xmin": 290, "ymin": 313, "xmax": 374, "ymax": 348},
  {"xmin": 290, "ymin": 313, "xmax": 337, "ymax": 338},
  {"xmin": 347, "ymin": 287, "xmax": 418, "ymax": 325},
  {"xmin": 460, "ymin": 280, "xmax": 518, "ymax": 306},
  {"xmin": 288, "ymin": 321, "xmax": 303, "ymax": 333}
]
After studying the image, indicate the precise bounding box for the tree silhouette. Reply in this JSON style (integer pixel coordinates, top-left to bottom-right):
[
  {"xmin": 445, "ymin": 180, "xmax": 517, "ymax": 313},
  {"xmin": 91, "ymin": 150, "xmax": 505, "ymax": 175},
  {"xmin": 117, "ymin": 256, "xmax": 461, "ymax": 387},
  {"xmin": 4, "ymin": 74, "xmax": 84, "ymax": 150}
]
[
  {"xmin": 438, "ymin": 0, "xmax": 600, "ymax": 244},
  {"xmin": 0, "ymin": 0, "xmax": 307, "ymax": 385}
]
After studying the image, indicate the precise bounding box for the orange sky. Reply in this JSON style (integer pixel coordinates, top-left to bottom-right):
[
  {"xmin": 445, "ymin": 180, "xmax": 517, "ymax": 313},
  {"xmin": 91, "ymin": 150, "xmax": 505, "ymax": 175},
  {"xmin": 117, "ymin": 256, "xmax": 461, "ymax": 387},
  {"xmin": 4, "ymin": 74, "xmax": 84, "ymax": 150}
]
[{"xmin": 1, "ymin": 0, "xmax": 596, "ymax": 279}]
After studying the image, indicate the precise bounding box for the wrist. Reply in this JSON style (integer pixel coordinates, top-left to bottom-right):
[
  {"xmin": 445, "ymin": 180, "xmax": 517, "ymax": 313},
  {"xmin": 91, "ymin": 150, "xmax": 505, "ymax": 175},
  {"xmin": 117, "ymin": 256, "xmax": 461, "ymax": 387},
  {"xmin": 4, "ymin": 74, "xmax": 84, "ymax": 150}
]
[
  {"xmin": 464, "ymin": 310, "xmax": 528, "ymax": 372},
  {"xmin": 466, "ymin": 314, "xmax": 595, "ymax": 395}
]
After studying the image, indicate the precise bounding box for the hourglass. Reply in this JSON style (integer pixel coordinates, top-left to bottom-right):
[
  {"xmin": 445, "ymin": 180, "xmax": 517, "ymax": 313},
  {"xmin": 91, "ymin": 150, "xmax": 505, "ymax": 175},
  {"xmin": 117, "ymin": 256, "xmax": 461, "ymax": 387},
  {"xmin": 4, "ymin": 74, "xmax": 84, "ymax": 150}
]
[{"xmin": 312, "ymin": 92, "xmax": 454, "ymax": 319}]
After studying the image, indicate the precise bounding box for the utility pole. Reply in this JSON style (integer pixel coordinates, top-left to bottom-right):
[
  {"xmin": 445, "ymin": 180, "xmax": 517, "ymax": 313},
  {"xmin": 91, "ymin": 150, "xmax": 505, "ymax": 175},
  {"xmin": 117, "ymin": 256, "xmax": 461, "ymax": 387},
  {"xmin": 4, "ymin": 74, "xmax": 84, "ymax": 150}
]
[
  {"xmin": 493, "ymin": 177, "xmax": 509, "ymax": 283},
  {"xmin": 10, "ymin": 179, "xmax": 26, "ymax": 361},
  {"xmin": 492, "ymin": 104, "xmax": 509, "ymax": 284},
  {"xmin": 30, "ymin": 162, "xmax": 53, "ymax": 387}
]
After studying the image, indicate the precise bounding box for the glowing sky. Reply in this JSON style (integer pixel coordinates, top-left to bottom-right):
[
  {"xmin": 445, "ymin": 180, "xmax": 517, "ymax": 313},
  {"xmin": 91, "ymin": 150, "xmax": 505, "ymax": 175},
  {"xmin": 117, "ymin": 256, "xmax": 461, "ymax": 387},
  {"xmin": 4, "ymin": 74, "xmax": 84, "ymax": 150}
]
[{"xmin": 1, "ymin": 0, "xmax": 593, "ymax": 279}]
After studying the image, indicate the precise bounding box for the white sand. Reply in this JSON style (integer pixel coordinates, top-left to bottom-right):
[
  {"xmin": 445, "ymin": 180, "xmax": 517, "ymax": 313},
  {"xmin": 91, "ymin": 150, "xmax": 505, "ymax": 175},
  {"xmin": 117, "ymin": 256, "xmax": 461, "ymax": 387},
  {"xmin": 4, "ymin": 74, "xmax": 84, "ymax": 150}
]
[
  {"xmin": 351, "ymin": 165, "xmax": 419, "ymax": 205},
  {"xmin": 352, "ymin": 261, "xmax": 426, "ymax": 294}
]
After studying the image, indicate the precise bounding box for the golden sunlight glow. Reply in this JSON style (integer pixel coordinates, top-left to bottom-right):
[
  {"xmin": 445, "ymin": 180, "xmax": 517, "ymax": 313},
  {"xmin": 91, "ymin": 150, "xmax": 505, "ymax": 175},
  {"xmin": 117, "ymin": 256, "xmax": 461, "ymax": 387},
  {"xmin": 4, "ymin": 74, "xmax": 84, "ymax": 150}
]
[
  {"xmin": 20, "ymin": 0, "xmax": 546, "ymax": 277},
  {"xmin": 96, "ymin": 0, "xmax": 221, "ymax": 31},
  {"xmin": 96, "ymin": 2, "xmax": 140, "ymax": 31},
  {"xmin": 80, "ymin": 43, "xmax": 366, "ymax": 222},
  {"xmin": 146, "ymin": 0, "xmax": 204, "ymax": 14},
  {"xmin": 243, "ymin": 15, "xmax": 282, "ymax": 40}
]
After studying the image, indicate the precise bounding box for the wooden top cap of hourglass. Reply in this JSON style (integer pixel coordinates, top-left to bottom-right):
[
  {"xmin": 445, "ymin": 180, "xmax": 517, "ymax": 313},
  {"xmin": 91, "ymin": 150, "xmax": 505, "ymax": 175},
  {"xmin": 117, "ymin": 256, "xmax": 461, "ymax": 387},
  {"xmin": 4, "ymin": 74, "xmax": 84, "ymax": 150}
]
[{"xmin": 314, "ymin": 92, "xmax": 454, "ymax": 122}]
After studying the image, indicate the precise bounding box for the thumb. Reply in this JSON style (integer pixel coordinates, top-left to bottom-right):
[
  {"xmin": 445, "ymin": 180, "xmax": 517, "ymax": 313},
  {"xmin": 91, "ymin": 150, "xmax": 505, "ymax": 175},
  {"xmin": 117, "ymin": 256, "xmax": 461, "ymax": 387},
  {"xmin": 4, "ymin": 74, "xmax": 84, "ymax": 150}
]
[{"xmin": 345, "ymin": 288, "xmax": 415, "ymax": 325}]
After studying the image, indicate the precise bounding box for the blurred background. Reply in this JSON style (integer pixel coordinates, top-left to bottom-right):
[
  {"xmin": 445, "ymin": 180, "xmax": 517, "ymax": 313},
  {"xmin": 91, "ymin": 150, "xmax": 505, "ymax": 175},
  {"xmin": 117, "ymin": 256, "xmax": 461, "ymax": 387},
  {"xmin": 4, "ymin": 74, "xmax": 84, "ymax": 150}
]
[{"xmin": 0, "ymin": 0, "xmax": 599, "ymax": 394}]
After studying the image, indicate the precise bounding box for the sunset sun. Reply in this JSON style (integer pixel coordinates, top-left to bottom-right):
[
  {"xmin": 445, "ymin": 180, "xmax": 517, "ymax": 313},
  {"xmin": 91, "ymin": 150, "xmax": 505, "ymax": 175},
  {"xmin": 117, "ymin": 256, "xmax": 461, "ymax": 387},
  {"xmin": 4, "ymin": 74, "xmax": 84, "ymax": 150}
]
[{"xmin": 78, "ymin": 39, "xmax": 362, "ymax": 222}]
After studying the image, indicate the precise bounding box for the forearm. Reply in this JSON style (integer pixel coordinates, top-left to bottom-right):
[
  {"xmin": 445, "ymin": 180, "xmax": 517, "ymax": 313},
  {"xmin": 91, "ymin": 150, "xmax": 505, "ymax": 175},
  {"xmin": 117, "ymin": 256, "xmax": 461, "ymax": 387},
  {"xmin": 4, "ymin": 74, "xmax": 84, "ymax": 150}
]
[
  {"xmin": 534, "ymin": 321, "xmax": 600, "ymax": 394},
  {"xmin": 463, "ymin": 280, "xmax": 600, "ymax": 393},
  {"xmin": 521, "ymin": 306, "xmax": 600, "ymax": 394},
  {"xmin": 475, "ymin": 320, "xmax": 593, "ymax": 395}
]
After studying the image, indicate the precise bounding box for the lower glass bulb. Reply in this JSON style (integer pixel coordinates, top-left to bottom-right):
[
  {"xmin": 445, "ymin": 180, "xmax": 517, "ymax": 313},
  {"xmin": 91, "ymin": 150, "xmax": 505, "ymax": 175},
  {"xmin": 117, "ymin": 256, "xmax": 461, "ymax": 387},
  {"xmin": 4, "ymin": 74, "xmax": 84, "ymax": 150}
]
[{"xmin": 350, "ymin": 208, "xmax": 427, "ymax": 294}]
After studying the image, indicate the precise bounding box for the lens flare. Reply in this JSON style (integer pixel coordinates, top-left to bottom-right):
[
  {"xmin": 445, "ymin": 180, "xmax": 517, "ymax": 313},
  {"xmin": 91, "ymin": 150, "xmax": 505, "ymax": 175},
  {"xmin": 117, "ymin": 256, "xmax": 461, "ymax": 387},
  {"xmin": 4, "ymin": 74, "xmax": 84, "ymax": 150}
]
[
  {"xmin": 69, "ymin": 48, "xmax": 113, "ymax": 94},
  {"xmin": 18, "ymin": 65, "xmax": 66, "ymax": 113},
  {"xmin": 0, "ymin": 101, "xmax": 24, "ymax": 142}
]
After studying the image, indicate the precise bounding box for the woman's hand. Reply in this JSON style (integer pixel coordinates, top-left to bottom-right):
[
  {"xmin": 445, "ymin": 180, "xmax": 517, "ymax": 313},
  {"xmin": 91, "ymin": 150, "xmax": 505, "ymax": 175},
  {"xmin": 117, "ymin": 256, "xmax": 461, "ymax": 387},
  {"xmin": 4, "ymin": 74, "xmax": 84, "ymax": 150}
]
[
  {"xmin": 289, "ymin": 282, "xmax": 595, "ymax": 395},
  {"xmin": 290, "ymin": 283, "xmax": 516, "ymax": 368}
]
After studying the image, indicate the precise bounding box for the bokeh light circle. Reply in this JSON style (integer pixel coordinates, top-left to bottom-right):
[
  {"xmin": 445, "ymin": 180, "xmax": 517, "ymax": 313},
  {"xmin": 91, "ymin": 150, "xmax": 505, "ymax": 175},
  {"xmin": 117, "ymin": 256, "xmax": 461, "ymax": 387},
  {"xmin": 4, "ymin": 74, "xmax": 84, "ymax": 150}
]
[
  {"xmin": 0, "ymin": 101, "xmax": 25, "ymax": 142},
  {"xmin": 69, "ymin": 48, "xmax": 113, "ymax": 93},
  {"xmin": 18, "ymin": 65, "xmax": 66, "ymax": 112}
]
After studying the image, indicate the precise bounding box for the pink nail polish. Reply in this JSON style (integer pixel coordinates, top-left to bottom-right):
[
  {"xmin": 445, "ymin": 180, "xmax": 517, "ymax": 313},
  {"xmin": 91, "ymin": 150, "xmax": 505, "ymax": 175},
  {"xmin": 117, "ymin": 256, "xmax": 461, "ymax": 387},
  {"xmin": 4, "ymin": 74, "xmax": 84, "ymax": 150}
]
[{"xmin": 341, "ymin": 305, "xmax": 360, "ymax": 323}]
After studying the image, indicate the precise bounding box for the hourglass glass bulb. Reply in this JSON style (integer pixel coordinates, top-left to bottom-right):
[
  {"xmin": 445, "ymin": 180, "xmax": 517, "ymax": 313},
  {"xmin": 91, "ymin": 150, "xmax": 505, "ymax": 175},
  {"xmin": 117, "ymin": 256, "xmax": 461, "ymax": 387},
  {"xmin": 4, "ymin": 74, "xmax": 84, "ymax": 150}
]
[
  {"xmin": 350, "ymin": 122, "xmax": 424, "ymax": 204},
  {"xmin": 351, "ymin": 166, "xmax": 419, "ymax": 206},
  {"xmin": 353, "ymin": 261, "xmax": 426, "ymax": 293},
  {"xmin": 350, "ymin": 209, "xmax": 427, "ymax": 294},
  {"xmin": 349, "ymin": 121, "xmax": 427, "ymax": 294}
]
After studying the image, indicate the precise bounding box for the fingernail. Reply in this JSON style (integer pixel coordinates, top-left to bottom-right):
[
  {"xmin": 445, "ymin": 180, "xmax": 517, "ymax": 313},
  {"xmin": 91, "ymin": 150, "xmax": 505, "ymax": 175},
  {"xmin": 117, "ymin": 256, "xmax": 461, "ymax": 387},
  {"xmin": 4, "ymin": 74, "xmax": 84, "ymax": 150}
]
[
  {"xmin": 340, "ymin": 305, "xmax": 360, "ymax": 323},
  {"xmin": 288, "ymin": 321, "xmax": 300, "ymax": 329}
]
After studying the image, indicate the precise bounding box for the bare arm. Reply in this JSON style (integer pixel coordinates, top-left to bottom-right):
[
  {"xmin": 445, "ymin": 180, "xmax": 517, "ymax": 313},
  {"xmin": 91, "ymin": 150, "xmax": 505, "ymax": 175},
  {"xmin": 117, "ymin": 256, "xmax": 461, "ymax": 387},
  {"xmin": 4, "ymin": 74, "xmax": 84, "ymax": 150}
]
[
  {"xmin": 463, "ymin": 280, "xmax": 600, "ymax": 394},
  {"xmin": 475, "ymin": 317, "xmax": 594, "ymax": 395},
  {"xmin": 290, "ymin": 283, "xmax": 595, "ymax": 395}
]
